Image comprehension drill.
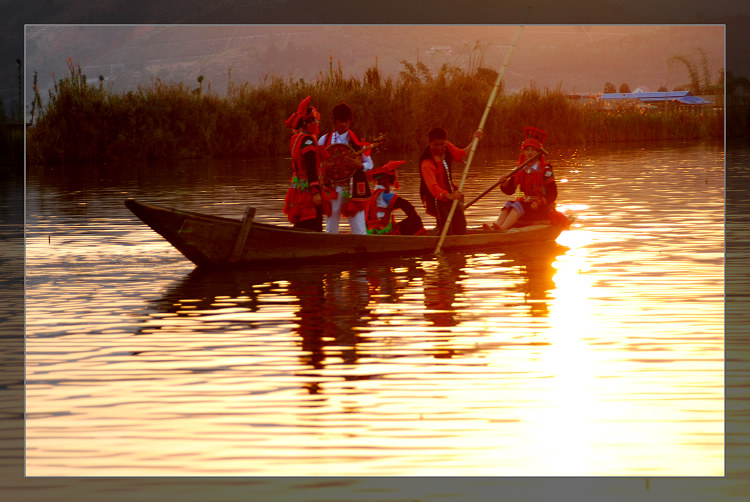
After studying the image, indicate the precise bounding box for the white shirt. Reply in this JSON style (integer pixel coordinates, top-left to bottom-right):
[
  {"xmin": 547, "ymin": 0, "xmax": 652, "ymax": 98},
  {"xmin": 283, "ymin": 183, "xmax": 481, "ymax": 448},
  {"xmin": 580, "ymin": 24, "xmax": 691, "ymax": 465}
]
[{"xmin": 318, "ymin": 130, "xmax": 374, "ymax": 171}]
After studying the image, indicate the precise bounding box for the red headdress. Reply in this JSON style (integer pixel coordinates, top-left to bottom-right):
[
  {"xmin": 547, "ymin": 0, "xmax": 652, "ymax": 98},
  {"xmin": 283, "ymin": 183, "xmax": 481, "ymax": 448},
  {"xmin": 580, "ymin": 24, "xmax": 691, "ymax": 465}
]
[
  {"xmin": 367, "ymin": 160, "xmax": 406, "ymax": 189},
  {"xmin": 521, "ymin": 126, "xmax": 547, "ymax": 151},
  {"xmin": 284, "ymin": 95, "xmax": 320, "ymax": 130}
]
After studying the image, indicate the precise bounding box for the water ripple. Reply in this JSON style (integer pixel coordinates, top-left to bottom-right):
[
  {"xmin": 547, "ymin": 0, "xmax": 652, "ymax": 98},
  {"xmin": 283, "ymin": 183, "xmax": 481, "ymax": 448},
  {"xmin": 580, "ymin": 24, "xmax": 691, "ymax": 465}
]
[{"xmin": 24, "ymin": 142, "xmax": 725, "ymax": 476}]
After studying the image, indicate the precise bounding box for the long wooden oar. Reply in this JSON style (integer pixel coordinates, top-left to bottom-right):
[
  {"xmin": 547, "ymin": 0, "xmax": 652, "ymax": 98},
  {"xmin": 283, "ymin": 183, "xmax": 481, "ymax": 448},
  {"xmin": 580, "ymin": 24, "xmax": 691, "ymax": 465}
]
[
  {"xmin": 434, "ymin": 24, "xmax": 524, "ymax": 254},
  {"xmin": 463, "ymin": 147, "xmax": 548, "ymax": 210}
]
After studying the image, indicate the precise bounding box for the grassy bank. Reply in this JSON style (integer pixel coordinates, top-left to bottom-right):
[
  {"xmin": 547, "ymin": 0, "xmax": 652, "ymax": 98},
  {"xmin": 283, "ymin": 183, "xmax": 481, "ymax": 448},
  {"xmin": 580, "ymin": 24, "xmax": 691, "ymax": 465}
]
[{"xmin": 26, "ymin": 60, "xmax": 724, "ymax": 164}]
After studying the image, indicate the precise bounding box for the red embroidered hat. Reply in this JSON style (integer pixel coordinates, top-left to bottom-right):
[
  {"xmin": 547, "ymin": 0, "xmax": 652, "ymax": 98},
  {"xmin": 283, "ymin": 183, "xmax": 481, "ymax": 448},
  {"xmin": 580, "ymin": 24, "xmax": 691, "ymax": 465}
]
[
  {"xmin": 285, "ymin": 95, "xmax": 320, "ymax": 130},
  {"xmin": 367, "ymin": 160, "xmax": 406, "ymax": 188},
  {"xmin": 521, "ymin": 126, "xmax": 547, "ymax": 150}
]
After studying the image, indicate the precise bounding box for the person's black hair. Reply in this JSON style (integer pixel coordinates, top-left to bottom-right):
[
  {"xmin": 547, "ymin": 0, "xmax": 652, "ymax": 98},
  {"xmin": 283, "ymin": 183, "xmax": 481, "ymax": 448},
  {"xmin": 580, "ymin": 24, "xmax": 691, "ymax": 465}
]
[
  {"xmin": 427, "ymin": 127, "xmax": 447, "ymax": 142},
  {"xmin": 333, "ymin": 103, "xmax": 353, "ymax": 122}
]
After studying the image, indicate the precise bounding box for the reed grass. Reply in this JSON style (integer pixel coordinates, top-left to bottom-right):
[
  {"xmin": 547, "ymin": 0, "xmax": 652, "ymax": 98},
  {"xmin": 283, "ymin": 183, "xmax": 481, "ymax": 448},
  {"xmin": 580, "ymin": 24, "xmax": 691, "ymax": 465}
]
[{"xmin": 26, "ymin": 59, "xmax": 724, "ymax": 164}]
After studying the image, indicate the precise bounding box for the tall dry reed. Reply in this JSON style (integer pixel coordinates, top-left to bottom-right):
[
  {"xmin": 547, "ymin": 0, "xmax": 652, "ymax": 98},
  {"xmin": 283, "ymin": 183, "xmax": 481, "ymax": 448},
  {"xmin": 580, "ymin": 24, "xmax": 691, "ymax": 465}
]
[{"xmin": 26, "ymin": 59, "xmax": 724, "ymax": 165}]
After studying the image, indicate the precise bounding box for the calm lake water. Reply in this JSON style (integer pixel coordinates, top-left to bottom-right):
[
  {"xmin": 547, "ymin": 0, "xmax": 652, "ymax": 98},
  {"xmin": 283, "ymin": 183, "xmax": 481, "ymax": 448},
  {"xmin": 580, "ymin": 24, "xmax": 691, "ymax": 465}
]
[{"xmin": 24, "ymin": 140, "xmax": 726, "ymax": 479}]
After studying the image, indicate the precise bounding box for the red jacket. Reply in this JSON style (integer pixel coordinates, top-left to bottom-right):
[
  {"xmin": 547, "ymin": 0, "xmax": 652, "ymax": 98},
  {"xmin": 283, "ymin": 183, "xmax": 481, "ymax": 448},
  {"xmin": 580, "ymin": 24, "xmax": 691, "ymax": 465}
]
[
  {"xmin": 418, "ymin": 141, "xmax": 466, "ymax": 216},
  {"xmin": 501, "ymin": 155, "xmax": 557, "ymax": 204}
]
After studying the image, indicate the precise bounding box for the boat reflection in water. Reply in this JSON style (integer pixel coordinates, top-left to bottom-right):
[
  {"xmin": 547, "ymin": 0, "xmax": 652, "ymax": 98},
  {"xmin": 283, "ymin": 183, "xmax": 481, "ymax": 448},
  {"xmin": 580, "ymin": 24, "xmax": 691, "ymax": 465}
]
[
  {"xmin": 423, "ymin": 253, "xmax": 466, "ymax": 328},
  {"xmin": 289, "ymin": 266, "xmax": 370, "ymax": 373},
  {"xmin": 141, "ymin": 242, "xmax": 565, "ymax": 394},
  {"xmin": 502, "ymin": 242, "xmax": 561, "ymax": 318}
]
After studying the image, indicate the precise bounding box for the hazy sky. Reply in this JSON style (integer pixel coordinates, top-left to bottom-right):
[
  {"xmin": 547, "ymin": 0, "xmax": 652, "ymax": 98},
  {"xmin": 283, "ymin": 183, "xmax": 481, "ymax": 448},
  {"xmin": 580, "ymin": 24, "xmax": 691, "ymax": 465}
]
[{"xmin": 25, "ymin": 24, "xmax": 725, "ymax": 106}]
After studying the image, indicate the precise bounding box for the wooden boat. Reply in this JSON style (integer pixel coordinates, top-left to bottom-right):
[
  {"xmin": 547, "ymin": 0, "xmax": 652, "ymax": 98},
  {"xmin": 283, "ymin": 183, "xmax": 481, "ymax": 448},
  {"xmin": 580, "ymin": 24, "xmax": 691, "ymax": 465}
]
[{"xmin": 125, "ymin": 198, "xmax": 568, "ymax": 268}]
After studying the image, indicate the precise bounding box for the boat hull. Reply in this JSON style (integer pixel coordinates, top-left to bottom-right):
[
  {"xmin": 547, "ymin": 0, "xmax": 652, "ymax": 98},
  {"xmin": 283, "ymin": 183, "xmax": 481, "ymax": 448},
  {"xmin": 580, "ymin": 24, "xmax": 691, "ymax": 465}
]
[{"xmin": 125, "ymin": 199, "xmax": 566, "ymax": 268}]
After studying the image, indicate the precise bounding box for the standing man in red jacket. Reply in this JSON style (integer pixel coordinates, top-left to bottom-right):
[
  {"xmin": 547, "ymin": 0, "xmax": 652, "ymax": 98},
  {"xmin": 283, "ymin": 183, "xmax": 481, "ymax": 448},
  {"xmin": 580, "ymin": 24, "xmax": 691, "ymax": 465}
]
[{"xmin": 418, "ymin": 126, "xmax": 482, "ymax": 235}]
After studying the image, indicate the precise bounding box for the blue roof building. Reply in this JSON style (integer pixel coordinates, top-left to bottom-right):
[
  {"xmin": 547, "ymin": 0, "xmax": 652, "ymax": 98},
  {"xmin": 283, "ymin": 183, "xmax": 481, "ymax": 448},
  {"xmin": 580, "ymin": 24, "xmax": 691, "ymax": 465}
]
[{"xmin": 600, "ymin": 91, "xmax": 712, "ymax": 105}]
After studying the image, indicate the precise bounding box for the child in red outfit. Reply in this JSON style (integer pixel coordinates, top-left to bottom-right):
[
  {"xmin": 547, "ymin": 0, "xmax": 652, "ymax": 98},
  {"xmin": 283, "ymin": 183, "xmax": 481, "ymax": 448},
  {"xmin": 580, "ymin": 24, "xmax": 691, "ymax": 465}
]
[
  {"xmin": 366, "ymin": 161, "xmax": 426, "ymax": 235},
  {"xmin": 493, "ymin": 126, "xmax": 558, "ymax": 230}
]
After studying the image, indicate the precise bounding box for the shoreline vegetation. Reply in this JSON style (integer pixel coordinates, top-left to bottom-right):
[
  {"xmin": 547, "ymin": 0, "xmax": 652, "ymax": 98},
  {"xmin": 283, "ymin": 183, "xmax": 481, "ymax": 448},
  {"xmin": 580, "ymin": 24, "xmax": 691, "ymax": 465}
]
[{"xmin": 26, "ymin": 59, "xmax": 724, "ymax": 165}]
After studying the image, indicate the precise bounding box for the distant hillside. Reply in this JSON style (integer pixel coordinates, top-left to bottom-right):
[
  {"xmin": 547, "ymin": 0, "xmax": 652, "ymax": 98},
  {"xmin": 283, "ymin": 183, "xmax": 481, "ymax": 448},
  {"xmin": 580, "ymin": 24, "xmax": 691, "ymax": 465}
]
[
  {"xmin": 5, "ymin": 0, "xmax": 746, "ymax": 123},
  {"xmin": 25, "ymin": 25, "xmax": 724, "ymax": 109}
]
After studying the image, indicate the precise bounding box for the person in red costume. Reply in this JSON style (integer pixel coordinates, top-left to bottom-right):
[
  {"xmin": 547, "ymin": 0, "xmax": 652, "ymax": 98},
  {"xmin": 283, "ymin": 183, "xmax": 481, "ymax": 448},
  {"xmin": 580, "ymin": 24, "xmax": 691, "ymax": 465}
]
[
  {"xmin": 418, "ymin": 127, "xmax": 482, "ymax": 235},
  {"xmin": 283, "ymin": 96, "xmax": 329, "ymax": 231},
  {"xmin": 317, "ymin": 103, "xmax": 373, "ymax": 234},
  {"xmin": 365, "ymin": 160, "xmax": 426, "ymax": 235},
  {"xmin": 492, "ymin": 126, "xmax": 558, "ymax": 230}
]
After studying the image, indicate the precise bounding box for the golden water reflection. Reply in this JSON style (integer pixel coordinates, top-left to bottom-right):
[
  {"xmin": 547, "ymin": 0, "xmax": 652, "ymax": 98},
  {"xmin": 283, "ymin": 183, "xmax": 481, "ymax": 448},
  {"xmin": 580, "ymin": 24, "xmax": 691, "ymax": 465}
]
[
  {"xmin": 31, "ymin": 232, "xmax": 722, "ymax": 476},
  {"xmin": 25, "ymin": 142, "xmax": 724, "ymax": 476}
]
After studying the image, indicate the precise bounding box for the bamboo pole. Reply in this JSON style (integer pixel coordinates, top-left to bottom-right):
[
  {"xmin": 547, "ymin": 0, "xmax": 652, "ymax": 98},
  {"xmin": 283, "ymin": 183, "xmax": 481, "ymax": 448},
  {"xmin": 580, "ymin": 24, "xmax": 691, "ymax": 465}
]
[
  {"xmin": 463, "ymin": 151, "xmax": 542, "ymax": 210},
  {"xmin": 434, "ymin": 24, "xmax": 525, "ymax": 254}
]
